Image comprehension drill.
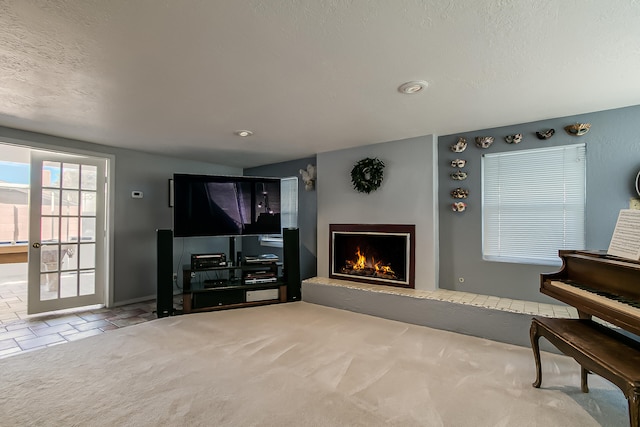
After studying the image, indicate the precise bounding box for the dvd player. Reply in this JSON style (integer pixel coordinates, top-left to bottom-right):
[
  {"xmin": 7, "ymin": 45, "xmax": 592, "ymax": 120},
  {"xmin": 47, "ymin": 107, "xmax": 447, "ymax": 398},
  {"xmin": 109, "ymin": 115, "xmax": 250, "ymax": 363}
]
[{"xmin": 244, "ymin": 277, "xmax": 278, "ymax": 284}]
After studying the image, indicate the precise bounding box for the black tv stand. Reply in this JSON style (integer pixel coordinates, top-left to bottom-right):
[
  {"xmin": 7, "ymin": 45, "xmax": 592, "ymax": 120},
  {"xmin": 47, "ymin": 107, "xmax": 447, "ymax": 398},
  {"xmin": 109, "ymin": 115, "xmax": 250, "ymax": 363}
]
[
  {"xmin": 182, "ymin": 261, "xmax": 286, "ymax": 313},
  {"xmin": 159, "ymin": 229, "xmax": 300, "ymax": 314},
  {"xmin": 228, "ymin": 235, "xmax": 236, "ymax": 264},
  {"xmin": 203, "ymin": 278, "xmax": 230, "ymax": 288}
]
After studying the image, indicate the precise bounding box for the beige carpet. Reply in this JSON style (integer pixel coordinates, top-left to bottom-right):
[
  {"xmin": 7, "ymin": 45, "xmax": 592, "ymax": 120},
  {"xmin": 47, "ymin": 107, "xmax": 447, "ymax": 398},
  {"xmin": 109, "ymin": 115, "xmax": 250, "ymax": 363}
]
[{"xmin": 0, "ymin": 302, "xmax": 628, "ymax": 426}]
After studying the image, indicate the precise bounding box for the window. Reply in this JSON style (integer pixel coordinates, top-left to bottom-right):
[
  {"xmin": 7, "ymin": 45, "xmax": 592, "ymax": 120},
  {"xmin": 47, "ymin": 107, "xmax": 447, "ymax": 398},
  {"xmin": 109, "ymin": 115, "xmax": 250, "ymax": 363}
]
[
  {"xmin": 482, "ymin": 144, "xmax": 586, "ymax": 265},
  {"xmin": 259, "ymin": 176, "xmax": 298, "ymax": 247}
]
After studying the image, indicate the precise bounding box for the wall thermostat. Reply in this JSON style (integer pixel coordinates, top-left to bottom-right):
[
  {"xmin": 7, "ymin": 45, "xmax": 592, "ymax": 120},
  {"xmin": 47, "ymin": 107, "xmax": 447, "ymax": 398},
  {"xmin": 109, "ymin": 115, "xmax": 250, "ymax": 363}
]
[{"xmin": 131, "ymin": 191, "xmax": 143, "ymax": 199}]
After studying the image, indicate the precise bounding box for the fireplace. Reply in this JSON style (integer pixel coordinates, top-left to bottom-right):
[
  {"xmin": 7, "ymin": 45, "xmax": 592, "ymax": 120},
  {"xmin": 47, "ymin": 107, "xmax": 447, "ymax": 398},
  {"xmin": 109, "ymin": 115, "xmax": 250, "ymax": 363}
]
[{"xmin": 330, "ymin": 224, "xmax": 415, "ymax": 288}]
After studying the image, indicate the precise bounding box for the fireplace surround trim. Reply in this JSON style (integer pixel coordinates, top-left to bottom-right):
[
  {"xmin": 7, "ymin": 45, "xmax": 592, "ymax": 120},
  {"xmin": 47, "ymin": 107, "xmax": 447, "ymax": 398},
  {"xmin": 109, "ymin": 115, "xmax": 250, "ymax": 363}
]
[{"xmin": 329, "ymin": 223, "xmax": 416, "ymax": 289}]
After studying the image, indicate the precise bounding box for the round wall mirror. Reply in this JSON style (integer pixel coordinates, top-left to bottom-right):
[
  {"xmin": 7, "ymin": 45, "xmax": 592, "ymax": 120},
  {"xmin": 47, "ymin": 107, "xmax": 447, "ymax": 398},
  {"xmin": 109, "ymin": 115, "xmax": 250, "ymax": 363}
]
[{"xmin": 636, "ymin": 170, "xmax": 640, "ymax": 197}]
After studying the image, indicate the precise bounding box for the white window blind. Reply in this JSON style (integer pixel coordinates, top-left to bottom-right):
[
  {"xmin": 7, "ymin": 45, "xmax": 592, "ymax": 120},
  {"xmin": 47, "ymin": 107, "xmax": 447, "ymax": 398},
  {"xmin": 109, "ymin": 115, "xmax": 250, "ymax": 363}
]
[
  {"xmin": 482, "ymin": 144, "xmax": 586, "ymax": 265},
  {"xmin": 260, "ymin": 176, "xmax": 298, "ymax": 247}
]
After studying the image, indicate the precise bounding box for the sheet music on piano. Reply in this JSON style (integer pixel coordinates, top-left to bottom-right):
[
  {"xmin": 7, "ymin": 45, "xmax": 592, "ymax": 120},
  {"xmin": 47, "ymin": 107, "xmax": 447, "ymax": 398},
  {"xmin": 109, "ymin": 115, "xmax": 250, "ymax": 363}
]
[{"xmin": 607, "ymin": 209, "xmax": 640, "ymax": 261}]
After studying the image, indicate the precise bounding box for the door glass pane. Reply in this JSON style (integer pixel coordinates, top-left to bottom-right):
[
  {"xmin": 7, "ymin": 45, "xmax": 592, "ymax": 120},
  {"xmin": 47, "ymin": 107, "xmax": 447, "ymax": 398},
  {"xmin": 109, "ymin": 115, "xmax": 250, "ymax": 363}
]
[
  {"xmin": 81, "ymin": 165, "xmax": 98, "ymax": 190},
  {"xmin": 40, "ymin": 273, "xmax": 57, "ymax": 301},
  {"xmin": 79, "ymin": 243, "xmax": 95, "ymax": 269},
  {"xmin": 81, "ymin": 191, "xmax": 97, "ymax": 216},
  {"xmin": 60, "ymin": 244, "xmax": 78, "ymax": 271},
  {"xmin": 81, "ymin": 217, "xmax": 96, "ymax": 242},
  {"xmin": 61, "ymin": 190, "xmax": 79, "ymax": 215},
  {"xmin": 42, "ymin": 161, "xmax": 61, "ymax": 188},
  {"xmin": 62, "ymin": 163, "xmax": 80, "ymax": 189},
  {"xmin": 40, "ymin": 245, "xmax": 59, "ymax": 273},
  {"xmin": 79, "ymin": 270, "xmax": 95, "ymax": 296},
  {"xmin": 41, "ymin": 217, "xmax": 59, "ymax": 243},
  {"xmin": 41, "ymin": 189, "xmax": 60, "ymax": 216},
  {"xmin": 60, "ymin": 271, "xmax": 78, "ymax": 298},
  {"xmin": 40, "ymin": 245, "xmax": 58, "ymax": 273},
  {"xmin": 61, "ymin": 217, "xmax": 79, "ymax": 243}
]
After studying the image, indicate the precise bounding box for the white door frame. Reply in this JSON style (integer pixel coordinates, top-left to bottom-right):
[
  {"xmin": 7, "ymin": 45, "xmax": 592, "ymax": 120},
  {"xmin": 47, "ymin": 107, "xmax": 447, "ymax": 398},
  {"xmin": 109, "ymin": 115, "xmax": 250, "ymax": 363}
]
[{"xmin": 1, "ymin": 137, "xmax": 115, "ymax": 308}]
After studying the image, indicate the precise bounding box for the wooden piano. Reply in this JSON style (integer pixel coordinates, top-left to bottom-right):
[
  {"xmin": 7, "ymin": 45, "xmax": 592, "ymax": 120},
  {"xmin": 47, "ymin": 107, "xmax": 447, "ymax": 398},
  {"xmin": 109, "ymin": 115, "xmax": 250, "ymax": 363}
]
[{"xmin": 530, "ymin": 250, "xmax": 640, "ymax": 427}]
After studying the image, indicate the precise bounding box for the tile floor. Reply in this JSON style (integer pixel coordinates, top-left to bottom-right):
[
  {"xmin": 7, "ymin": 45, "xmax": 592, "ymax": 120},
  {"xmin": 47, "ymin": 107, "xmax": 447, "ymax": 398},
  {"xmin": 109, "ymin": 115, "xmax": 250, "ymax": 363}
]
[
  {"xmin": 0, "ymin": 300, "xmax": 158, "ymax": 359},
  {"xmin": 0, "ymin": 263, "xmax": 161, "ymax": 359}
]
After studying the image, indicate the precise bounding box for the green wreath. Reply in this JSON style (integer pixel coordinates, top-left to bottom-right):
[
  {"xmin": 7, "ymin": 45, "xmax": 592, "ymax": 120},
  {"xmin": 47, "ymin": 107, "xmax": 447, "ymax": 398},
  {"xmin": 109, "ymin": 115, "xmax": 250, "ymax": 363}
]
[{"xmin": 350, "ymin": 157, "xmax": 385, "ymax": 194}]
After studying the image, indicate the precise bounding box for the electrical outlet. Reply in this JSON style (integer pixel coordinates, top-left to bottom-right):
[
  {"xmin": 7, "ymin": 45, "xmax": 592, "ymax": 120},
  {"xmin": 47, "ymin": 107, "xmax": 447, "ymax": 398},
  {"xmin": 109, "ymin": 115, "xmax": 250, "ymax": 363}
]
[
  {"xmin": 630, "ymin": 198, "xmax": 640, "ymax": 210},
  {"xmin": 172, "ymin": 273, "xmax": 178, "ymax": 281}
]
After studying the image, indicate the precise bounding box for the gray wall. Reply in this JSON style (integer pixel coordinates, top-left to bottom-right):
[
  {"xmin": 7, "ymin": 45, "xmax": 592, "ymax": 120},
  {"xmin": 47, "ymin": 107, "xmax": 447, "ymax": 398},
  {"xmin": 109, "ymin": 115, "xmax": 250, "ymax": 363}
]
[
  {"xmin": 116, "ymin": 151, "xmax": 240, "ymax": 302},
  {"xmin": 243, "ymin": 156, "xmax": 318, "ymax": 281},
  {"xmin": 438, "ymin": 104, "xmax": 640, "ymax": 303},
  {"xmin": 316, "ymin": 135, "xmax": 439, "ymax": 291},
  {"xmin": 0, "ymin": 126, "xmax": 241, "ymax": 304},
  {"xmin": 5, "ymin": 103, "xmax": 637, "ymax": 307}
]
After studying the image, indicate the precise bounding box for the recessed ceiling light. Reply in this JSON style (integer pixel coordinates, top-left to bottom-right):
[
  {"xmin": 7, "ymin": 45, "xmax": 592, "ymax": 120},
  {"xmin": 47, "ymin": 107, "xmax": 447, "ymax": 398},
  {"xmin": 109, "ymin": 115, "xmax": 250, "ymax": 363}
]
[
  {"xmin": 398, "ymin": 80, "xmax": 429, "ymax": 94},
  {"xmin": 234, "ymin": 130, "xmax": 253, "ymax": 137}
]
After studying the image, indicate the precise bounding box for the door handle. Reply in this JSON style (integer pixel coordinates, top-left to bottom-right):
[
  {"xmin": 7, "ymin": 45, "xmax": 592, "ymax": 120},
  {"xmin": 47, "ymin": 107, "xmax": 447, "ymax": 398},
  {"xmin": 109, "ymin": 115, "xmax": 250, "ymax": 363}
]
[{"xmin": 32, "ymin": 242, "xmax": 41, "ymax": 248}]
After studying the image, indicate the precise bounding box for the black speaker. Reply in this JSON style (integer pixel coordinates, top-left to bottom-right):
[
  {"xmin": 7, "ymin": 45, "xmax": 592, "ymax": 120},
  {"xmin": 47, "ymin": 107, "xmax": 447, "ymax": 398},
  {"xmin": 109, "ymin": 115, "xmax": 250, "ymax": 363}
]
[
  {"xmin": 156, "ymin": 229, "xmax": 174, "ymax": 317},
  {"xmin": 283, "ymin": 228, "xmax": 301, "ymax": 301}
]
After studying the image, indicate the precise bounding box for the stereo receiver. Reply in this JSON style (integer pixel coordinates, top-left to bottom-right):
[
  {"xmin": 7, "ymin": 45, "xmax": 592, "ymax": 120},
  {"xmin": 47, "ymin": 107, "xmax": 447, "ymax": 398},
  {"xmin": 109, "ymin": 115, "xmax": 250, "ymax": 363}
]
[{"xmin": 191, "ymin": 253, "xmax": 227, "ymax": 270}]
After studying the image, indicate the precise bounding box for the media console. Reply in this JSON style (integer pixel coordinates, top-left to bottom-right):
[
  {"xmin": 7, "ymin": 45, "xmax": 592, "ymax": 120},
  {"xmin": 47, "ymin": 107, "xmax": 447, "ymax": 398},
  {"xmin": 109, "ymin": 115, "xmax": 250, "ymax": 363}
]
[
  {"xmin": 182, "ymin": 262, "xmax": 287, "ymax": 313},
  {"xmin": 157, "ymin": 228, "xmax": 300, "ymax": 316}
]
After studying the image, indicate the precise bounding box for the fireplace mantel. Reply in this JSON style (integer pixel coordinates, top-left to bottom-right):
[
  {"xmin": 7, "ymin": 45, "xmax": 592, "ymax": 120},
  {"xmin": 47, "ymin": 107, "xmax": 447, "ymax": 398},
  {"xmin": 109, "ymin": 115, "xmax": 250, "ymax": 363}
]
[{"xmin": 329, "ymin": 224, "xmax": 415, "ymax": 289}]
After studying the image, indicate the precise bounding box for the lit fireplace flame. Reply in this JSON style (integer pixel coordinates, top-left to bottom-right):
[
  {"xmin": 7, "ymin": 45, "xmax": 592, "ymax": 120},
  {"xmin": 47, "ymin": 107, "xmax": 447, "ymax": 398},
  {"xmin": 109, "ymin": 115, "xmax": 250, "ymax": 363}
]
[
  {"xmin": 353, "ymin": 247, "xmax": 366, "ymax": 270},
  {"xmin": 343, "ymin": 247, "xmax": 397, "ymax": 279}
]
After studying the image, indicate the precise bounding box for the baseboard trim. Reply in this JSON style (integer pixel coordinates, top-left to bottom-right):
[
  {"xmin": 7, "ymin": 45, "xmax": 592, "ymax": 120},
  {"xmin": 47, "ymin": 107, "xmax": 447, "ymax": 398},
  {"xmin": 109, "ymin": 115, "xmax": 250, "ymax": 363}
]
[{"xmin": 111, "ymin": 295, "xmax": 155, "ymax": 308}]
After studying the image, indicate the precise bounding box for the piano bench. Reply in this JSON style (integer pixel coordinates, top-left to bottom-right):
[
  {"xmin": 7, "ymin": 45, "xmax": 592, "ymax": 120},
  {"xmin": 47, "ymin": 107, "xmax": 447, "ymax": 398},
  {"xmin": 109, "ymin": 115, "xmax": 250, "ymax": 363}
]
[{"xmin": 530, "ymin": 316, "xmax": 640, "ymax": 427}]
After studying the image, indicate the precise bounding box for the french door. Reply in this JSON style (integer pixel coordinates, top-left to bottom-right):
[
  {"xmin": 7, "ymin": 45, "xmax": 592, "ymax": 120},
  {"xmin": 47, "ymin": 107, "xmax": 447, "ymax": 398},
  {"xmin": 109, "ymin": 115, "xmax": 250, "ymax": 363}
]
[{"xmin": 28, "ymin": 151, "xmax": 107, "ymax": 314}]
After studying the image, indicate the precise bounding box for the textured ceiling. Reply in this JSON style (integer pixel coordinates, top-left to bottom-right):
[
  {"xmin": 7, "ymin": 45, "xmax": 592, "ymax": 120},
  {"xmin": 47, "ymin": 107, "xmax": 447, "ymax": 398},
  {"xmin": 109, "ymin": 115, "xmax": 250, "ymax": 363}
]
[{"xmin": 1, "ymin": 1, "xmax": 639, "ymax": 168}]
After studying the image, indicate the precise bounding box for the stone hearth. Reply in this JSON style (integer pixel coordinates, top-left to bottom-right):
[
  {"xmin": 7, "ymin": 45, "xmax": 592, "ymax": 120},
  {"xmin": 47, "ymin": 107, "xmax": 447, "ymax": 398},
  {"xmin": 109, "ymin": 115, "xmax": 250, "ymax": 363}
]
[{"xmin": 302, "ymin": 276, "xmax": 577, "ymax": 352}]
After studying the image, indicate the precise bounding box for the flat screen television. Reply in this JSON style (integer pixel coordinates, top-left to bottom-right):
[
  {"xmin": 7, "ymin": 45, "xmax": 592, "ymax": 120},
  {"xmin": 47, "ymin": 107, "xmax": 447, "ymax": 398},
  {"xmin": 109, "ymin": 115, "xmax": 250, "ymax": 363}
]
[{"xmin": 173, "ymin": 174, "xmax": 281, "ymax": 237}]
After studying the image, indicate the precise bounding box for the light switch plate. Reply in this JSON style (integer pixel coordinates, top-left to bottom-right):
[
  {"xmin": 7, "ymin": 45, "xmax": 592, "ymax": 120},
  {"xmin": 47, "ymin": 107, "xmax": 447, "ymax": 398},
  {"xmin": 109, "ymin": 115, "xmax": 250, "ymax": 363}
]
[{"xmin": 630, "ymin": 197, "xmax": 640, "ymax": 210}]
